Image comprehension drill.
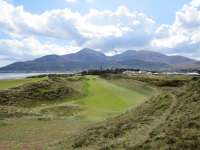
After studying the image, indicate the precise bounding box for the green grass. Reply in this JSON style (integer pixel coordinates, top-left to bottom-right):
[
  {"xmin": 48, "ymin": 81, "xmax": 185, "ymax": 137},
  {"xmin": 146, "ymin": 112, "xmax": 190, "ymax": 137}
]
[
  {"xmin": 28, "ymin": 76, "xmax": 156, "ymax": 121},
  {"xmin": 68, "ymin": 76, "xmax": 155, "ymax": 121},
  {"xmin": 0, "ymin": 77, "xmax": 47, "ymax": 90},
  {"xmin": 68, "ymin": 76, "xmax": 200, "ymax": 150},
  {"xmin": 0, "ymin": 75, "xmax": 157, "ymax": 149},
  {"xmin": 0, "ymin": 118, "xmax": 91, "ymax": 149}
]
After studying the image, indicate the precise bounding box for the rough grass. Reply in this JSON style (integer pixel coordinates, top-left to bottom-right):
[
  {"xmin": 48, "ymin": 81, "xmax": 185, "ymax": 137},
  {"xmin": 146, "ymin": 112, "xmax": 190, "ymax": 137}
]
[
  {"xmin": 62, "ymin": 92, "xmax": 174, "ymax": 150},
  {"xmin": 102, "ymin": 74, "xmax": 191, "ymax": 87},
  {"xmin": 133, "ymin": 78, "xmax": 200, "ymax": 150},
  {"xmin": 40, "ymin": 105, "xmax": 83, "ymax": 117},
  {"xmin": 0, "ymin": 77, "xmax": 47, "ymax": 90},
  {"xmin": 0, "ymin": 74, "xmax": 157, "ymax": 149},
  {"xmin": 58, "ymin": 75, "xmax": 200, "ymax": 150},
  {"xmin": 0, "ymin": 76, "xmax": 85, "ymax": 107},
  {"xmin": 2, "ymin": 74, "xmax": 196, "ymax": 149},
  {"xmin": 0, "ymin": 118, "xmax": 91, "ymax": 150}
]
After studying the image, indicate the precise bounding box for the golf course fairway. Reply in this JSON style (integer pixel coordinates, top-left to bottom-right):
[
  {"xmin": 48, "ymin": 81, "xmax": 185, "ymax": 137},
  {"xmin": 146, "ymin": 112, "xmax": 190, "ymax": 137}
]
[{"xmin": 67, "ymin": 76, "xmax": 155, "ymax": 121}]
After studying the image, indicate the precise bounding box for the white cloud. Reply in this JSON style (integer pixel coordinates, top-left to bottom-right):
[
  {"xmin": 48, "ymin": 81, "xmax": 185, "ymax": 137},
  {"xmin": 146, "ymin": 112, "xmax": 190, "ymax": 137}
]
[
  {"xmin": 0, "ymin": 1, "xmax": 154, "ymax": 47},
  {"xmin": 0, "ymin": 0, "xmax": 156, "ymax": 65},
  {"xmin": 151, "ymin": 0, "xmax": 200, "ymax": 59},
  {"xmin": 78, "ymin": 6, "xmax": 155, "ymax": 52},
  {"xmin": 0, "ymin": 0, "xmax": 86, "ymax": 45},
  {"xmin": 0, "ymin": 37, "xmax": 80, "ymax": 65}
]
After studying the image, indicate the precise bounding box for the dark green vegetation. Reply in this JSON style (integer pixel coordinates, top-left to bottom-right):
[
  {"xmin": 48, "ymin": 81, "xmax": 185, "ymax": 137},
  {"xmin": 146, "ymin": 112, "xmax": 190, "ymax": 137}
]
[
  {"xmin": 0, "ymin": 48, "xmax": 199, "ymax": 72},
  {"xmin": 0, "ymin": 74, "xmax": 199, "ymax": 150}
]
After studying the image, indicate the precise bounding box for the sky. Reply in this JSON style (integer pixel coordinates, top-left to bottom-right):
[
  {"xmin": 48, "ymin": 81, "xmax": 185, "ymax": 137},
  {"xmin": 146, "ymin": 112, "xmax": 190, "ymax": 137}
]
[{"xmin": 0, "ymin": 0, "xmax": 200, "ymax": 66}]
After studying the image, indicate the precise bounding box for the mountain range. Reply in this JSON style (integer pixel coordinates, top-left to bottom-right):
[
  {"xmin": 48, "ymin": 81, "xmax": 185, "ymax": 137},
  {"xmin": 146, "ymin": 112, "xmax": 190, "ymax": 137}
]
[{"xmin": 0, "ymin": 48, "xmax": 199, "ymax": 72}]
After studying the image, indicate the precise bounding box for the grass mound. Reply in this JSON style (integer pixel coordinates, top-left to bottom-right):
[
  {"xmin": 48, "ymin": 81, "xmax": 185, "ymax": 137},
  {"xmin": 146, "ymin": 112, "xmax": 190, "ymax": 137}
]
[
  {"xmin": 102, "ymin": 74, "xmax": 191, "ymax": 87},
  {"xmin": 40, "ymin": 105, "xmax": 83, "ymax": 117},
  {"xmin": 0, "ymin": 76, "xmax": 85, "ymax": 107},
  {"xmin": 133, "ymin": 78, "xmax": 200, "ymax": 150},
  {"xmin": 0, "ymin": 106, "xmax": 40, "ymax": 120},
  {"xmin": 0, "ymin": 77, "xmax": 46, "ymax": 90}
]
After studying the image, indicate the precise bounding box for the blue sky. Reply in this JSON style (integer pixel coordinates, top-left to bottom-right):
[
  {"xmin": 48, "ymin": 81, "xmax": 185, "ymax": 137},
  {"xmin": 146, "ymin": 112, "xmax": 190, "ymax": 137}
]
[{"xmin": 0, "ymin": 0, "xmax": 200, "ymax": 66}]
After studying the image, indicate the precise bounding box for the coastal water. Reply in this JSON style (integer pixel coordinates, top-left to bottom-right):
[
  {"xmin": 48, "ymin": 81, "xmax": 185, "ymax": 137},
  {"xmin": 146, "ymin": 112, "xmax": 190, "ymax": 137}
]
[
  {"xmin": 0, "ymin": 73, "xmax": 46, "ymax": 80},
  {"xmin": 0, "ymin": 72, "xmax": 74, "ymax": 80}
]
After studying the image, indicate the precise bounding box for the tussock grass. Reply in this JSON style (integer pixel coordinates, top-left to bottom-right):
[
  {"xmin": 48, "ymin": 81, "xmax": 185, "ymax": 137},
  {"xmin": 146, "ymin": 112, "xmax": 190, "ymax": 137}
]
[
  {"xmin": 0, "ymin": 77, "xmax": 46, "ymax": 90},
  {"xmin": 1, "ymin": 74, "xmax": 196, "ymax": 149},
  {"xmin": 60, "ymin": 75, "xmax": 200, "ymax": 150},
  {"xmin": 0, "ymin": 76, "xmax": 85, "ymax": 107}
]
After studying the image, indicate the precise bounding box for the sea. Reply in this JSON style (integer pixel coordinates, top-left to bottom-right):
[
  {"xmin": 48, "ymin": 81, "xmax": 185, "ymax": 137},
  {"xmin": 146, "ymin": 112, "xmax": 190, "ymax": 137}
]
[{"xmin": 0, "ymin": 72, "xmax": 73, "ymax": 80}]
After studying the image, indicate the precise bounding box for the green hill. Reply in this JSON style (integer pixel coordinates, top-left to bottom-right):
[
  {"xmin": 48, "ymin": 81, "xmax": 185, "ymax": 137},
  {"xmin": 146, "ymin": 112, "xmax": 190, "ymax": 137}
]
[
  {"xmin": 0, "ymin": 74, "xmax": 199, "ymax": 150},
  {"xmin": 66, "ymin": 75, "xmax": 200, "ymax": 150}
]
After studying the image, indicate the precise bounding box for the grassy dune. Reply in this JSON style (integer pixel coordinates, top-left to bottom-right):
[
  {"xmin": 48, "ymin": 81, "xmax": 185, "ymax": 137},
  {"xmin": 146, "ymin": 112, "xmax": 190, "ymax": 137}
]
[
  {"xmin": 0, "ymin": 75, "xmax": 156, "ymax": 149},
  {"xmin": 62, "ymin": 75, "xmax": 200, "ymax": 150},
  {"xmin": 1, "ymin": 74, "xmax": 198, "ymax": 150},
  {"xmin": 0, "ymin": 77, "xmax": 47, "ymax": 90}
]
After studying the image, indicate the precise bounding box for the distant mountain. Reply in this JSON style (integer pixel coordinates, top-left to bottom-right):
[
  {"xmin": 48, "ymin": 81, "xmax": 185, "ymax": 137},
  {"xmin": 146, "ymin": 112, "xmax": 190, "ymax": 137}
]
[
  {"xmin": 0, "ymin": 48, "xmax": 199, "ymax": 72},
  {"xmin": 111, "ymin": 50, "xmax": 196, "ymax": 65},
  {"xmin": 62, "ymin": 48, "xmax": 108, "ymax": 63}
]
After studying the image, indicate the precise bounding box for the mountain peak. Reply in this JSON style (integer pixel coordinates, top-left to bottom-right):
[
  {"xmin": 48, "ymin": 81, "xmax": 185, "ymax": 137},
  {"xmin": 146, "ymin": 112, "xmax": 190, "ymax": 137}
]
[
  {"xmin": 122, "ymin": 50, "xmax": 165, "ymax": 56},
  {"xmin": 77, "ymin": 48, "xmax": 106, "ymax": 58},
  {"xmin": 78, "ymin": 48, "xmax": 100, "ymax": 54}
]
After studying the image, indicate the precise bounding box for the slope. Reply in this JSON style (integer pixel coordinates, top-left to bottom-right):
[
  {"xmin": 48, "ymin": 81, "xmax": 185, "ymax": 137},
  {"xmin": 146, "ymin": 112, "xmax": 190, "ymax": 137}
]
[
  {"xmin": 0, "ymin": 75, "xmax": 156, "ymax": 149},
  {"xmin": 62, "ymin": 74, "xmax": 200, "ymax": 150},
  {"xmin": 68, "ymin": 76, "xmax": 155, "ymax": 121}
]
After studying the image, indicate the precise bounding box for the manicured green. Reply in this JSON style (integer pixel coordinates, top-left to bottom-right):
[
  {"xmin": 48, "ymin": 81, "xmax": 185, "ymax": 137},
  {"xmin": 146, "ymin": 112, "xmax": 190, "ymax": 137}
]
[{"xmin": 69, "ymin": 76, "xmax": 155, "ymax": 120}]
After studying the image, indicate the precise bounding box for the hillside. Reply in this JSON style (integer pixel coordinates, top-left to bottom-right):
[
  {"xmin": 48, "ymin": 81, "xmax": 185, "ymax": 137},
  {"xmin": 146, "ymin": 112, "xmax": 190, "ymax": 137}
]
[
  {"xmin": 0, "ymin": 48, "xmax": 199, "ymax": 72},
  {"xmin": 0, "ymin": 75, "xmax": 85, "ymax": 107},
  {"xmin": 0, "ymin": 74, "xmax": 199, "ymax": 149},
  {"xmin": 0, "ymin": 74, "xmax": 157, "ymax": 149},
  {"xmin": 112, "ymin": 50, "xmax": 196, "ymax": 65},
  {"xmin": 54, "ymin": 74, "xmax": 200, "ymax": 150}
]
